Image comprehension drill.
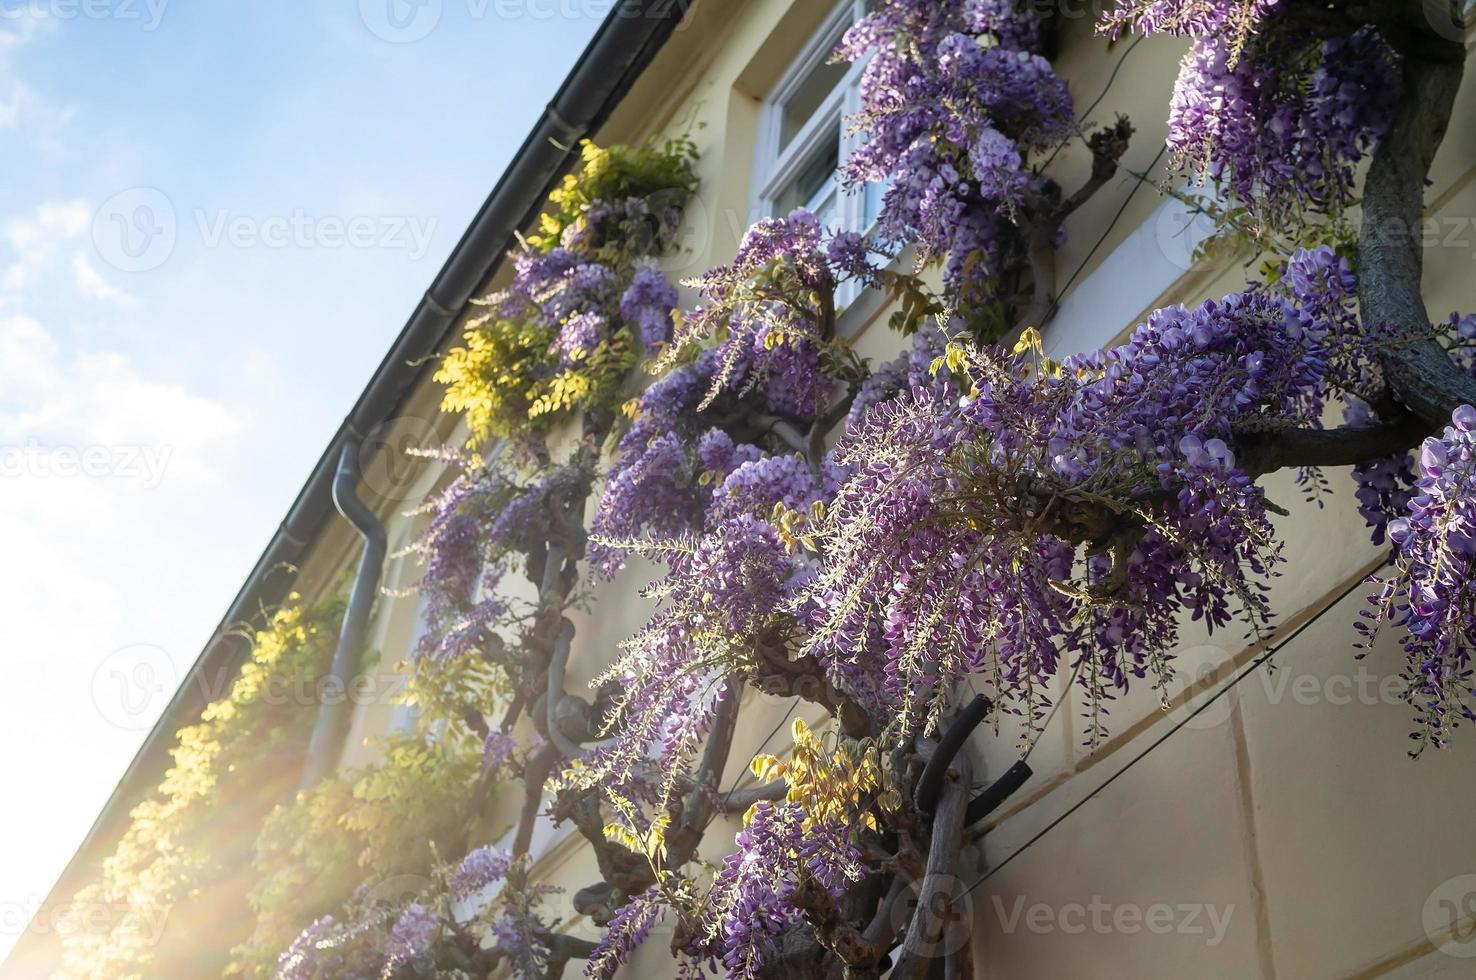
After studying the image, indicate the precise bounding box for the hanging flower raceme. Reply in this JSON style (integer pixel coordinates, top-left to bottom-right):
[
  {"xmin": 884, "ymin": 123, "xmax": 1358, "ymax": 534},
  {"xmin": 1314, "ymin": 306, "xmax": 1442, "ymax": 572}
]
[
  {"xmin": 573, "ymin": 515, "xmax": 800, "ymax": 809},
  {"xmin": 436, "ymin": 140, "xmax": 698, "ymax": 446},
  {"xmin": 409, "ymin": 453, "xmax": 591, "ymax": 666},
  {"xmin": 591, "ymin": 208, "xmax": 881, "ymax": 577},
  {"xmin": 1152, "ymin": 11, "xmax": 1399, "ymax": 229},
  {"xmin": 693, "ymin": 720, "xmax": 885, "ymax": 980},
  {"xmin": 273, "ymin": 914, "xmax": 387, "ymax": 980},
  {"xmin": 1361, "ymin": 405, "xmax": 1476, "ymax": 752},
  {"xmin": 585, "ymin": 885, "xmax": 667, "ymax": 980},
  {"xmin": 656, "ymin": 208, "xmax": 840, "ymax": 415},
  {"xmin": 799, "ymin": 257, "xmax": 1354, "ymax": 737},
  {"xmin": 838, "ymin": 0, "xmax": 1073, "ymax": 301},
  {"xmin": 451, "ymin": 845, "xmax": 515, "ymax": 902},
  {"xmin": 1102, "ymin": 0, "xmax": 1281, "ymax": 48},
  {"xmin": 1345, "ymin": 313, "xmax": 1476, "ymax": 546},
  {"xmin": 588, "ymin": 349, "xmax": 768, "ymax": 577}
]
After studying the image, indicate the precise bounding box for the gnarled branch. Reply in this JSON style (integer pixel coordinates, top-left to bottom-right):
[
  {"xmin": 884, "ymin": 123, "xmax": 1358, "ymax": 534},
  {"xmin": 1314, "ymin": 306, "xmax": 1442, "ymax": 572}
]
[{"xmin": 1360, "ymin": 28, "xmax": 1472, "ymax": 425}]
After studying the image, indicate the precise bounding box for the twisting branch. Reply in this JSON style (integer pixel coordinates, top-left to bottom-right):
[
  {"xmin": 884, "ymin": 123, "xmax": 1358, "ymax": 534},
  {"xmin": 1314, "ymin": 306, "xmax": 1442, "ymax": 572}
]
[
  {"xmin": 720, "ymin": 779, "xmax": 788, "ymax": 814},
  {"xmin": 889, "ymin": 743, "xmax": 974, "ymax": 980},
  {"xmin": 913, "ymin": 695, "xmax": 991, "ymax": 814},
  {"xmin": 1360, "ymin": 27, "xmax": 1472, "ymax": 425},
  {"xmin": 1235, "ymin": 410, "xmax": 1434, "ymax": 474},
  {"xmin": 666, "ymin": 678, "xmax": 745, "ymax": 869},
  {"xmin": 1004, "ymin": 115, "xmax": 1135, "ymax": 348},
  {"xmin": 544, "ymin": 618, "xmax": 587, "ymax": 759},
  {"xmin": 753, "ymin": 414, "xmax": 813, "ymax": 456},
  {"xmin": 541, "ymin": 933, "xmax": 599, "ymax": 980},
  {"xmin": 513, "ymin": 741, "xmax": 560, "ymax": 857},
  {"xmin": 751, "ymin": 640, "xmax": 874, "ymax": 738}
]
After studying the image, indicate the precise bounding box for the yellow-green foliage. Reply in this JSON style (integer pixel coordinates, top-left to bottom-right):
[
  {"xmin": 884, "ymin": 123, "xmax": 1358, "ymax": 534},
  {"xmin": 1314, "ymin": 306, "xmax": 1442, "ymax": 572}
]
[
  {"xmin": 746, "ymin": 718, "xmax": 898, "ymax": 837},
  {"xmin": 436, "ymin": 312, "xmax": 554, "ymax": 447},
  {"xmin": 435, "ymin": 138, "xmax": 699, "ymax": 449},
  {"xmin": 229, "ymin": 730, "xmax": 481, "ymax": 979},
  {"xmin": 60, "ymin": 596, "xmax": 344, "ymax": 980},
  {"xmin": 528, "ymin": 326, "xmax": 637, "ymax": 420},
  {"xmin": 396, "ymin": 646, "xmax": 505, "ymax": 742},
  {"xmin": 528, "ymin": 137, "xmax": 699, "ymax": 255}
]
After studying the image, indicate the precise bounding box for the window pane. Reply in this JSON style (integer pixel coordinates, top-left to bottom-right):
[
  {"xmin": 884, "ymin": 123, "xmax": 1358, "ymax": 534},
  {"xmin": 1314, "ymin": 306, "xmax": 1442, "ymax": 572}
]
[
  {"xmin": 775, "ymin": 137, "xmax": 840, "ymax": 221},
  {"xmin": 779, "ymin": 56, "xmax": 848, "ymax": 151},
  {"xmin": 861, "ymin": 172, "xmax": 895, "ymax": 229}
]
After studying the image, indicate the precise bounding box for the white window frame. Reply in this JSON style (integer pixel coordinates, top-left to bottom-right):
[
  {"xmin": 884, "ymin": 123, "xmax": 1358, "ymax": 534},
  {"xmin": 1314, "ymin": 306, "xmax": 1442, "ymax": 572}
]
[{"xmin": 751, "ymin": 0, "xmax": 875, "ymax": 306}]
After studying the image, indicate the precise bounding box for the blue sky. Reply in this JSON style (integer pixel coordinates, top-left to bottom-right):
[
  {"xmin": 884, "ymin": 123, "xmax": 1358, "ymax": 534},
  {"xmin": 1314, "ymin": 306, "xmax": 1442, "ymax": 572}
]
[{"xmin": 0, "ymin": 0, "xmax": 604, "ymax": 958}]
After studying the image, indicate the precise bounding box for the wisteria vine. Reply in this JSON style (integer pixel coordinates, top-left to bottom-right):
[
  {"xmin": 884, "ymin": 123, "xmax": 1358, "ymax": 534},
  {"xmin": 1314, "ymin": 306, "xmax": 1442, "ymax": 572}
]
[{"xmin": 264, "ymin": 1, "xmax": 1476, "ymax": 979}]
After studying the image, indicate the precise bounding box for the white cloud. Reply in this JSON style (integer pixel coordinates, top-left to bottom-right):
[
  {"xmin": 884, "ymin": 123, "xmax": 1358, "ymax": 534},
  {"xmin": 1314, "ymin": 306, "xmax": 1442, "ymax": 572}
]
[
  {"xmin": 72, "ymin": 249, "xmax": 136, "ymax": 304},
  {"xmin": 0, "ymin": 7, "xmax": 52, "ymax": 53},
  {"xmin": 1, "ymin": 200, "xmax": 139, "ymax": 306},
  {"xmin": 0, "ymin": 314, "xmax": 60, "ymax": 398},
  {"xmin": 0, "ymin": 13, "xmax": 70, "ymax": 141},
  {"xmin": 0, "ymin": 313, "xmax": 241, "ymax": 485},
  {"xmin": 1, "ymin": 199, "xmax": 92, "ymax": 295}
]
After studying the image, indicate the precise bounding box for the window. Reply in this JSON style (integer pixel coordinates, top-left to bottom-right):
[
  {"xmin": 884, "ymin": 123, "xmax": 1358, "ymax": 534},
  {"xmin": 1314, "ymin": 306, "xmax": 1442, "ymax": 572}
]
[{"xmin": 752, "ymin": 0, "xmax": 881, "ymax": 242}]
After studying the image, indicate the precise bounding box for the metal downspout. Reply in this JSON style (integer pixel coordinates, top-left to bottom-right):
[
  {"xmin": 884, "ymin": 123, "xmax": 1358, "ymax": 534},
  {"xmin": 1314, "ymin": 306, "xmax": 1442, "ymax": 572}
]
[{"xmin": 300, "ymin": 435, "xmax": 388, "ymax": 788}]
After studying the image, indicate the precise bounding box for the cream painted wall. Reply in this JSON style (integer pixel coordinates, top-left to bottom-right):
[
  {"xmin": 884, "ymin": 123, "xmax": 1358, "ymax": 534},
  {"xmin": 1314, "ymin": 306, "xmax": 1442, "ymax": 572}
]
[{"xmin": 288, "ymin": 2, "xmax": 1476, "ymax": 976}]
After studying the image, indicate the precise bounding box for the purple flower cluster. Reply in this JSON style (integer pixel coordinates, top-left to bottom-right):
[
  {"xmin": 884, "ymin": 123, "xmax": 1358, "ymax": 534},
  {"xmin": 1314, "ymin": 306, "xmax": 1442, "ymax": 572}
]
[
  {"xmin": 384, "ymin": 903, "xmax": 439, "ymax": 970},
  {"xmin": 488, "ymin": 913, "xmax": 551, "ymax": 980},
  {"xmin": 846, "ymin": 324, "xmax": 953, "ymax": 429},
  {"xmin": 837, "ymin": 0, "xmax": 1073, "ymax": 299},
  {"xmin": 589, "ymin": 426, "xmax": 709, "ymax": 578},
  {"xmin": 707, "ymin": 455, "xmax": 823, "ymax": 528},
  {"xmin": 1102, "ymin": 0, "xmax": 1280, "ymax": 40},
  {"xmin": 458, "ymin": 185, "xmax": 686, "ymax": 435},
  {"xmin": 561, "ymin": 193, "xmax": 686, "ymax": 259},
  {"xmin": 1362, "ymin": 406, "xmax": 1476, "ymax": 751},
  {"xmin": 413, "ymin": 460, "xmax": 590, "ymax": 663},
  {"xmin": 698, "ymin": 799, "xmax": 861, "ymax": 980},
  {"xmin": 273, "ymin": 917, "xmax": 344, "ymax": 980},
  {"xmin": 824, "ymin": 230, "xmax": 882, "ymax": 289},
  {"xmin": 1167, "ymin": 26, "xmax": 1398, "ymax": 223},
  {"xmin": 621, "ymin": 262, "xmax": 681, "ymax": 350},
  {"xmin": 273, "ymin": 904, "xmax": 424, "ymax": 980},
  {"xmin": 411, "ymin": 459, "xmax": 514, "ymax": 664},
  {"xmin": 589, "ymin": 340, "xmax": 827, "ymax": 576},
  {"xmin": 552, "ymin": 311, "xmax": 606, "ymax": 365},
  {"xmin": 579, "ymin": 517, "xmax": 799, "ymax": 808},
  {"xmin": 670, "ymin": 209, "xmax": 840, "ymax": 416},
  {"xmin": 802, "ymin": 262, "xmax": 1354, "ymax": 730},
  {"xmin": 452, "ymin": 845, "xmax": 514, "ymax": 902},
  {"xmin": 585, "ymin": 886, "xmax": 665, "ymax": 980},
  {"xmin": 1347, "ymin": 393, "xmax": 1418, "ymax": 546},
  {"xmin": 481, "ymin": 729, "xmax": 518, "ymax": 773}
]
